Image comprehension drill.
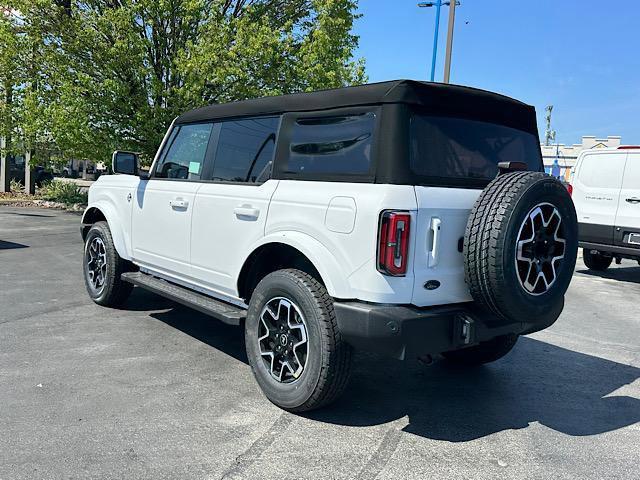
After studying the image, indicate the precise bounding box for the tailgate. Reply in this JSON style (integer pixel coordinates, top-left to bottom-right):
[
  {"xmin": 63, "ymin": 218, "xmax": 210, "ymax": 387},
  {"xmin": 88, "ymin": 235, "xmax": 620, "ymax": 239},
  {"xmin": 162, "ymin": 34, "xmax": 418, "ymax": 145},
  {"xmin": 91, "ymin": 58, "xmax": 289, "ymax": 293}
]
[{"xmin": 411, "ymin": 186, "xmax": 481, "ymax": 307}]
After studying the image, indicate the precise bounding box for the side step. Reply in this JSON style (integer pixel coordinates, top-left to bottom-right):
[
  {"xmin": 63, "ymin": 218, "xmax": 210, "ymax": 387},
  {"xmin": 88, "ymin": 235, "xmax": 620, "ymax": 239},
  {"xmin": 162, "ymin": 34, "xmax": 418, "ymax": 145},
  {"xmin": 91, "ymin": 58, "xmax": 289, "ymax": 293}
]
[{"xmin": 121, "ymin": 271, "xmax": 246, "ymax": 325}]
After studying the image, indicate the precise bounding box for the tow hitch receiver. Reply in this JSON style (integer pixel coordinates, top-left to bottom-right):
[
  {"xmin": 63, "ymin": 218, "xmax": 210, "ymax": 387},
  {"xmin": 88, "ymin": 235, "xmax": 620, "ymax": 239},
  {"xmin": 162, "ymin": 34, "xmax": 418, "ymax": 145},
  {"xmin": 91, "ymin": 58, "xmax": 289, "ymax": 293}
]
[{"xmin": 454, "ymin": 313, "xmax": 475, "ymax": 346}]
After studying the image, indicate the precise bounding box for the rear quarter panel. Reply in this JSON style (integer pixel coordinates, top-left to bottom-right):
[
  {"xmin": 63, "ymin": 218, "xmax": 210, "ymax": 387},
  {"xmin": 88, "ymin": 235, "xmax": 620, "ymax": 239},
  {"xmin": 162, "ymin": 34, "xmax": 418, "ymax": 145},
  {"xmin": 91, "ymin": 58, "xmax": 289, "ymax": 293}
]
[{"xmin": 265, "ymin": 181, "xmax": 417, "ymax": 303}]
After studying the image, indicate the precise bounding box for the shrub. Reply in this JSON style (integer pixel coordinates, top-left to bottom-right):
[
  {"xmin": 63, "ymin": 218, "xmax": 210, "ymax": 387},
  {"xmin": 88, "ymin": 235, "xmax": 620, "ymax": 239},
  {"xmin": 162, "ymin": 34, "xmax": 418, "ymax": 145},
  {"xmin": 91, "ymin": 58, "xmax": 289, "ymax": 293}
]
[
  {"xmin": 10, "ymin": 178, "xmax": 23, "ymax": 193},
  {"xmin": 39, "ymin": 180, "xmax": 88, "ymax": 205}
]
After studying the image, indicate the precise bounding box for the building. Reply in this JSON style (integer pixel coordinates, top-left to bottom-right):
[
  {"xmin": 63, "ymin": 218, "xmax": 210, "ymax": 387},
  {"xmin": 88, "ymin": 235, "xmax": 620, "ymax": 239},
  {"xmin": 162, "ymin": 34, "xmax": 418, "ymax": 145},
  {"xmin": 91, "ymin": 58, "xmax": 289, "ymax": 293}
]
[{"xmin": 540, "ymin": 135, "xmax": 621, "ymax": 181}]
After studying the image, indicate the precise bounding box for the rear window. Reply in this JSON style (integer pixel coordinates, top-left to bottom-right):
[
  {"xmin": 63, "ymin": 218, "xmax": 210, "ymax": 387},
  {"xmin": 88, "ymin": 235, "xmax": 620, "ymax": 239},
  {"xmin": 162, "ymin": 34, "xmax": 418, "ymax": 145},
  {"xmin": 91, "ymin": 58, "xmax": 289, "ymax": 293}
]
[
  {"xmin": 410, "ymin": 115, "xmax": 542, "ymax": 183},
  {"xmin": 286, "ymin": 112, "xmax": 375, "ymax": 175}
]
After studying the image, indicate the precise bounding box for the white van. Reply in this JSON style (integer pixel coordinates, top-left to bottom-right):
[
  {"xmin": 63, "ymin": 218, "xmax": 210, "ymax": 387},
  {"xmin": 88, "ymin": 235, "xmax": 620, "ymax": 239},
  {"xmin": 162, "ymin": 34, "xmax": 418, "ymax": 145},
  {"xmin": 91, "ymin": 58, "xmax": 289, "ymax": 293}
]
[{"xmin": 572, "ymin": 147, "xmax": 640, "ymax": 270}]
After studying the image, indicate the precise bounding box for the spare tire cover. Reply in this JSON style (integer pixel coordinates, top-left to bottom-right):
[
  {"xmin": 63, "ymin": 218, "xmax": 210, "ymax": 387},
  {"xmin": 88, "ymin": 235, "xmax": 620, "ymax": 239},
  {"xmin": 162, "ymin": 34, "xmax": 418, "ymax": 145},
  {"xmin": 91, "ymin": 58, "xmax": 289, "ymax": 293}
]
[{"xmin": 463, "ymin": 171, "xmax": 577, "ymax": 325}]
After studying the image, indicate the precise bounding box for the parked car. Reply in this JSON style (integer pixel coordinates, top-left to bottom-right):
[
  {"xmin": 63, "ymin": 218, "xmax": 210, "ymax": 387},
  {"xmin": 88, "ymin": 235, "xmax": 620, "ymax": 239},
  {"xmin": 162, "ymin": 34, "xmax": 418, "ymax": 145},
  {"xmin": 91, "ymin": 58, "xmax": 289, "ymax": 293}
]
[
  {"xmin": 80, "ymin": 80, "xmax": 578, "ymax": 412},
  {"xmin": 9, "ymin": 156, "xmax": 54, "ymax": 187},
  {"xmin": 571, "ymin": 146, "xmax": 640, "ymax": 270}
]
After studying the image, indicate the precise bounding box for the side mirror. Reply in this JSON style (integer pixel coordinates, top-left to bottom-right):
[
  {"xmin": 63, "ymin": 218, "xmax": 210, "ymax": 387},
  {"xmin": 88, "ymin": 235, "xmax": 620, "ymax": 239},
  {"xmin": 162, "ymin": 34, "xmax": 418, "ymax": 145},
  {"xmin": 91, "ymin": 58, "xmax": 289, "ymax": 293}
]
[{"xmin": 112, "ymin": 151, "xmax": 139, "ymax": 175}]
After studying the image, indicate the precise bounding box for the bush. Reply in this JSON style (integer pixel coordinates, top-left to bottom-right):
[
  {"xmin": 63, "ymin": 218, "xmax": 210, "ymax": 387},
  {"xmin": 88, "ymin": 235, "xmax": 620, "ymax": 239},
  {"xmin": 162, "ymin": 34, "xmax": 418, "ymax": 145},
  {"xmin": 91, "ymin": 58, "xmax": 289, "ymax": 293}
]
[
  {"xmin": 10, "ymin": 178, "xmax": 23, "ymax": 193},
  {"xmin": 39, "ymin": 180, "xmax": 88, "ymax": 205}
]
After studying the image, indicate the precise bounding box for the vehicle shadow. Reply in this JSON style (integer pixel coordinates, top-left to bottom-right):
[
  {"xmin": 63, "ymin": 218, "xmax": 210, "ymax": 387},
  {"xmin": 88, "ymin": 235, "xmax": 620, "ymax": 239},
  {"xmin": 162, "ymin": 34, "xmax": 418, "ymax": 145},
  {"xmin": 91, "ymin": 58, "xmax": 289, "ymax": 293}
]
[
  {"xmin": 137, "ymin": 289, "xmax": 640, "ymax": 442},
  {"xmin": 576, "ymin": 266, "xmax": 640, "ymax": 285},
  {"xmin": 0, "ymin": 240, "xmax": 29, "ymax": 250}
]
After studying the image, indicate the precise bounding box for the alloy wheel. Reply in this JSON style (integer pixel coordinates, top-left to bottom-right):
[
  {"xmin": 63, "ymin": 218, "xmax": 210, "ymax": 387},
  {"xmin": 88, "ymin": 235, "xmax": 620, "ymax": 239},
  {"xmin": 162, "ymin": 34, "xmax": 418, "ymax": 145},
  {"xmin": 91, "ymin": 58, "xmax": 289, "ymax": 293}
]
[
  {"xmin": 515, "ymin": 202, "xmax": 566, "ymax": 295},
  {"xmin": 258, "ymin": 297, "xmax": 309, "ymax": 383},
  {"xmin": 86, "ymin": 236, "xmax": 108, "ymax": 293}
]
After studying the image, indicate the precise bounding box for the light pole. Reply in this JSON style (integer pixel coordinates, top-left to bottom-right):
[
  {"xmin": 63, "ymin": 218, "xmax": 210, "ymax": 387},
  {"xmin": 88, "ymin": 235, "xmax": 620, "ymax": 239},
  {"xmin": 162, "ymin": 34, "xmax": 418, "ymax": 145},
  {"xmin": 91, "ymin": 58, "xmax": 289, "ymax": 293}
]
[{"xmin": 418, "ymin": 1, "xmax": 460, "ymax": 83}]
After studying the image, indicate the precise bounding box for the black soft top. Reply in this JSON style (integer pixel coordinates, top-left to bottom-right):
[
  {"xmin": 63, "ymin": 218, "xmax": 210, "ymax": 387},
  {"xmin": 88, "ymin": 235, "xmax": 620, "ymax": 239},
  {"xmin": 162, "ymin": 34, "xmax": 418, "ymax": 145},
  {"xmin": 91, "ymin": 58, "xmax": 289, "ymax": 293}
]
[{"xmin": 176, "ymin": 80, "xmax": 536, "ymax": 133}]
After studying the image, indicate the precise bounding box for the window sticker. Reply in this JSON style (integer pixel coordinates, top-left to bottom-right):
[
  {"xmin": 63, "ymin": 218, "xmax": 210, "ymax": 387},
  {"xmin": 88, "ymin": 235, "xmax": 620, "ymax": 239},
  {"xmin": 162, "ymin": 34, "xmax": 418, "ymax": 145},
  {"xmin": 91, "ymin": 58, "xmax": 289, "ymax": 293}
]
[{"xmin": 189, "ymin": 161, "xmax": 201, "ymax": 175}]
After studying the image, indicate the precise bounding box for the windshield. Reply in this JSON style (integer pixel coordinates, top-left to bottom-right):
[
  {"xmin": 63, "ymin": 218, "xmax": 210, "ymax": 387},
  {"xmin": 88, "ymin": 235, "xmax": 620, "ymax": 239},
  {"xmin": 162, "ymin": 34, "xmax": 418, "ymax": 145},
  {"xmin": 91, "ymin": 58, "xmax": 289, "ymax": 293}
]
[{"xmin": 410, "ymin": 115, "xmax": 542, "ymax": 183}]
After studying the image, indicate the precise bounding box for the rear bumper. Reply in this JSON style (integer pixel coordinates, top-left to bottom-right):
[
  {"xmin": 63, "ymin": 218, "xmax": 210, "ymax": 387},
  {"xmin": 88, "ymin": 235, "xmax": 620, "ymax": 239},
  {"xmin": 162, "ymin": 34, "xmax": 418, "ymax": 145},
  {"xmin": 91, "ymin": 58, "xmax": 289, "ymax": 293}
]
[
  {"xmin": 580, "ymin": 241, "xmax": 640, "ymax": 258},
  {"xmin": 333, "ymin": 301, "xmax": 557, "ymax": 360}
]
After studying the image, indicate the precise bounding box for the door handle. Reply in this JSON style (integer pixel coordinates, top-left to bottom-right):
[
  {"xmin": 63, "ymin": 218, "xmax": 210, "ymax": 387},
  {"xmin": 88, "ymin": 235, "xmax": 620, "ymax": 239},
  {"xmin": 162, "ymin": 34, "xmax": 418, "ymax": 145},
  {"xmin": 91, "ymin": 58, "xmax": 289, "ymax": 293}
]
[
  {"xmin": 429, "ymin": 217, "xmax": 441, "ymax": 268},
  {"xmin": 169, "ymin": 198, "xmax": 189, "ymax": 209},
  {"xmin": 234, "ymin": 205, "xmax": 260, "ymax": 220},
  {"xmin": 625, "ymin": 198, "xmax": 640, "ymax": 204}
]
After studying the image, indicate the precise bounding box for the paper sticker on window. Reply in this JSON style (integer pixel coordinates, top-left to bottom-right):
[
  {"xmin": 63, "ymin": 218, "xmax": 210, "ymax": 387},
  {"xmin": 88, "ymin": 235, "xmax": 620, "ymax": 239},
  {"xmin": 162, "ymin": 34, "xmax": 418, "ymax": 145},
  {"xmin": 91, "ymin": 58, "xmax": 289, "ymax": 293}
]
[{"xmin": 188, "ymin": 162, "xmax": 201, "ymax": 175}]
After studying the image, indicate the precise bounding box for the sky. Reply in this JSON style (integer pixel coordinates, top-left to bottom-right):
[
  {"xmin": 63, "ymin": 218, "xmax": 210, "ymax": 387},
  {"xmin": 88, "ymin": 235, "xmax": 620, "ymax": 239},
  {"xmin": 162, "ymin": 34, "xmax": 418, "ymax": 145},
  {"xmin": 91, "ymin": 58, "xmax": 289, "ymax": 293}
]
[{"xmin": 354, "ymin": 0, "xmax": 640, "ymax": 145}]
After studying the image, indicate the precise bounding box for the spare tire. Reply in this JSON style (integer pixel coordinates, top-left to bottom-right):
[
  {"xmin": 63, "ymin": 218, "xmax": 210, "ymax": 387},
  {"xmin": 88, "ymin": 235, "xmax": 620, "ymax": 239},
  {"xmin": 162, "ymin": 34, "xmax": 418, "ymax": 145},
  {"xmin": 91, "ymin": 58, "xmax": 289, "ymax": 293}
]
[{"xmin": 463, "ymin": 171, "xmax": 577, "ymax": 325}]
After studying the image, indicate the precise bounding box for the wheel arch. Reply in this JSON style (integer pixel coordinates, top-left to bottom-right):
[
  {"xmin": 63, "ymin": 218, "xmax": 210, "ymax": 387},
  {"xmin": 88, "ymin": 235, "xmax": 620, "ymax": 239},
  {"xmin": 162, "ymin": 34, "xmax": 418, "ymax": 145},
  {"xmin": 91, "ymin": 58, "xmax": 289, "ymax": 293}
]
[
  {"xmin": 80, "ymin": 204, "xmax": 131, "ymax": 260},
  {"xmin": 237, "ymin": 234, "xmax": 353, "ymax": 303}
]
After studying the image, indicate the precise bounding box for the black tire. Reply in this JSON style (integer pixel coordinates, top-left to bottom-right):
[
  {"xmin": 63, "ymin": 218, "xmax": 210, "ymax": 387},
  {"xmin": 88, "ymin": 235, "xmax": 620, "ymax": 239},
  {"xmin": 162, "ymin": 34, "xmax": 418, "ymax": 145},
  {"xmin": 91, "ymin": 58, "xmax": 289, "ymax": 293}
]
[
  {"xmin": 83, "ymin": 221, "xmax": 134, "ymax": 307},
  {"xmin": 583, "ymin": 249, "xmax": 612, "ymax": 271},
  {"xmin": 464, "ymin": 172, "xmax": 578, "ymax": 325},
  {"xmin": 442, "ymin": 334, "xmax": 518, "ymax": 366},
  {"xmin": 245, "ymin": 269, "xmax": 352, "ymax": 412}
]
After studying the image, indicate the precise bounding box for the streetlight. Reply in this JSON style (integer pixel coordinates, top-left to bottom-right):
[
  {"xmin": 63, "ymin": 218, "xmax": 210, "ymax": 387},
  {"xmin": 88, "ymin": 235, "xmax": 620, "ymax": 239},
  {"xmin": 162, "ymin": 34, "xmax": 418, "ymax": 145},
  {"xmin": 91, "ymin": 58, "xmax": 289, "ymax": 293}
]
[{"xmin": 418, "ymin": 1, "xmax": 460, "ymax": 83}]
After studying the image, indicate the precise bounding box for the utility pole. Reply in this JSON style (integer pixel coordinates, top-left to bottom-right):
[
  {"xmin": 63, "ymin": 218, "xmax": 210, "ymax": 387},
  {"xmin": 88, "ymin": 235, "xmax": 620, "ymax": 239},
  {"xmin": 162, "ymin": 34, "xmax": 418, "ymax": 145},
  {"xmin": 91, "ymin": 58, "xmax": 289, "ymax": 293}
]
[
  {"xmin": 443, "ymin": 0, "xmax": 457, "ymax": 83},
  {"xmin": 418, "ymin": 1, "xmax": 461, "ymax": 83}
]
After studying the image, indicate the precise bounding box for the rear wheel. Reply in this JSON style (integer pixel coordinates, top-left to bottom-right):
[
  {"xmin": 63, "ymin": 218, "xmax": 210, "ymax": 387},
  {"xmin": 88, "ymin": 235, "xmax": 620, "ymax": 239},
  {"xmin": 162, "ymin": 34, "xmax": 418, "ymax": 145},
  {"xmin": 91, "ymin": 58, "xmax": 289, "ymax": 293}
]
[
  {"xmin": 583, "ymin": 249, "xmax": 612, "ymax": 271},
  {"xmin": 442, "ymin": 334, "xmax": 518, "ymax": 366},
  {"xmin": 83, "ymin": 221, "xmax": 133, "ymax": 307},
  {"xmin": 245, "ymin": 269, "xmax": 352, "ymax": 412}
]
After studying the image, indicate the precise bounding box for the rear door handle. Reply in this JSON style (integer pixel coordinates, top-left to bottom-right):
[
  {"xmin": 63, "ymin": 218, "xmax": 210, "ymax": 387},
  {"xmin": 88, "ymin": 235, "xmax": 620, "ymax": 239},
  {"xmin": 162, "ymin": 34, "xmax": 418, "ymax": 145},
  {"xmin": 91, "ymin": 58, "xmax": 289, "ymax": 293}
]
[
  {"xmin": 428, "ymin": 217, "xmax": 441, "ymax": 268},
  {"xmin": 169, "ymin": 198, "xmax": 189, "ymax": 209},
  {"xmin": 234, "ymin": 205, "xmax": 260, "ymax": 220},
  {"xmin": 626, "ymin": 198, "xmax": 640, "ymax": 204}
]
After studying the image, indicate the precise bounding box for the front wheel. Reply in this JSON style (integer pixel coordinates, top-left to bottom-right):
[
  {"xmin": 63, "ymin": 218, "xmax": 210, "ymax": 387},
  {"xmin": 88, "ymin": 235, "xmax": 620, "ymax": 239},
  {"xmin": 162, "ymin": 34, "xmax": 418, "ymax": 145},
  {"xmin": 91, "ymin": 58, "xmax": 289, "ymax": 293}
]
[
  {"xmin": 245, "ymin": 269, "xmax": 352, "ymax": 412},
  {"xmin": 83, "ymin": 221, "xmax": 133, "ymax": 307},
  {"xmin": 442, "ymin": 334, "xmax": 519, "ymax": 366}
]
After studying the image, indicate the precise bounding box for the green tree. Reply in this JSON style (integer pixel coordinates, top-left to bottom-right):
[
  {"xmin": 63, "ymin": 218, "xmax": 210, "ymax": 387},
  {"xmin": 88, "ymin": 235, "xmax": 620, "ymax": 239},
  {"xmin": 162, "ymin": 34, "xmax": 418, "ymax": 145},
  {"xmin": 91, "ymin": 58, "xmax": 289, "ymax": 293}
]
[
  {"xmin": 48, "ymin": 0, "xmax": 366, "ymax": 164},
  {"xmin": 0, "ymin": 7, "xmax": 21, "ymax": 191},
  {"xmin": 1, "ymin": 2, "xmax": 65, "ymax": 191}
]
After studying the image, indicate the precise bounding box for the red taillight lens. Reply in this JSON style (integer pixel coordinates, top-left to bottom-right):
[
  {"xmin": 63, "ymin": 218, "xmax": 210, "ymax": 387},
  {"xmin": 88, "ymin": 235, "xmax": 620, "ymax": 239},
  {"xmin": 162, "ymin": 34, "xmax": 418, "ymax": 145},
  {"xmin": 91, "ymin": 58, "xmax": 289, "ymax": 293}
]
[
  {"xmin": 567, "ymin": 183, "xmax": 573, "ymax": 196},
  {"xmin": 377, "ymin": 211, "xmax": 411, "ymax": 276}
]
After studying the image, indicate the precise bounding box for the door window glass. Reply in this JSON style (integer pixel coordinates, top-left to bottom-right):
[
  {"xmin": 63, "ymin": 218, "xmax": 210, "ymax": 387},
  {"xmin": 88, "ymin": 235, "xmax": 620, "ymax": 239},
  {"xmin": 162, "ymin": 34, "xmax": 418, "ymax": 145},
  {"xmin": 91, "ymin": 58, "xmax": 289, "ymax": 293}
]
[
  {"xmin": 287, "ymin": 113, "xmax": 375, "ymax": 175},
  {"xmin": 155, "ymin": 123, "xmax": 213, "ymax": 180},
  {"xmin": 211, "ymin": 117, "xmax": 280, "ymax": 183}
]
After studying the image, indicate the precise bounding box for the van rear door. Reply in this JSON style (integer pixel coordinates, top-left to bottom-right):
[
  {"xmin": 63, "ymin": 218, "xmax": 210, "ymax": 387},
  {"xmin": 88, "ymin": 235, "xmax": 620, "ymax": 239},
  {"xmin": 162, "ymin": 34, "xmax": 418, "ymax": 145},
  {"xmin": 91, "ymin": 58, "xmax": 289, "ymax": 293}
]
[
  {"xmin": 573, "ymin": 151, "xmax": 627, "ymax": 245},
  {"xmin": 613, "ymin": 152, "xmax": 640, "ymax": 249},
  {"xmin": 408, "ymin": 114, "xmax": 543, "ymax": 307}
]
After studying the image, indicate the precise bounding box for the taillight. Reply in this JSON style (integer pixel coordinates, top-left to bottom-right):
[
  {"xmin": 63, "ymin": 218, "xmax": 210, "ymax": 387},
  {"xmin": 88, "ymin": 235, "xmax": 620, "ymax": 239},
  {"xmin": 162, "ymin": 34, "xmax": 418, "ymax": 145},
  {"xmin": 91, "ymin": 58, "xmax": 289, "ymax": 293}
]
[
  {"xmin": 377, "ymin": 211, "xmax": 411, "ymax": 276},
  {"xmin": 567, "ymin": 184, "xmax": 573, "ymax": 196}
]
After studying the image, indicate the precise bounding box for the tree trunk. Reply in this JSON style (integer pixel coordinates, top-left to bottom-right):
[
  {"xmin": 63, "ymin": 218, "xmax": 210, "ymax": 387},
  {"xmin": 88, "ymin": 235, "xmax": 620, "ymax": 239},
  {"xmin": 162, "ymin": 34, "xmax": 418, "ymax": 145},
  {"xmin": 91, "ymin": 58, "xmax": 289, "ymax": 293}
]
[
  {"xmin": 24, "ymin": 149, "xmax": 35, "ymax": 195},
  {"xmin": 0, "ymin": 137, "xmax": 9, "ymax": 193}
]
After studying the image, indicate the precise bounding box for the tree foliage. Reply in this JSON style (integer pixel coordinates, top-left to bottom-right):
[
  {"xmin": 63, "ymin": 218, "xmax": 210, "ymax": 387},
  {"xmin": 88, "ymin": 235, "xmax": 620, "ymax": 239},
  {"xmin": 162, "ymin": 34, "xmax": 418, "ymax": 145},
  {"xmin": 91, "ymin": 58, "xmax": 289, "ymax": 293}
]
[{"xmin": 0, "ymin": 0, "xmax": 365, "ymax": 167}]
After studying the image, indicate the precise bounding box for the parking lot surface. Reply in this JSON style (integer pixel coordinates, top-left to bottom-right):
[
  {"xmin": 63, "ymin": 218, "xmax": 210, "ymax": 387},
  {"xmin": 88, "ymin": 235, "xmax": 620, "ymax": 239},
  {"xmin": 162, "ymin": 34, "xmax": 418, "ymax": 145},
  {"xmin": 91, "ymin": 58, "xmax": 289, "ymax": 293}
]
[{"xmin": 1, "ymin": 206, "xmax": 639, "ymax": 480}]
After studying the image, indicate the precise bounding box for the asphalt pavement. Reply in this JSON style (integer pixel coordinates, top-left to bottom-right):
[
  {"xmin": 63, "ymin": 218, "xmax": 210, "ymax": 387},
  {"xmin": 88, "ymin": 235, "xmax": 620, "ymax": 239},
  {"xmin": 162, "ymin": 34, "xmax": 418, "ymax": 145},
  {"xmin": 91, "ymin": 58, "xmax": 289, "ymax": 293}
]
[{"xmin": 1, "ymin": 206, "xmax": 638, "ymax": 480}]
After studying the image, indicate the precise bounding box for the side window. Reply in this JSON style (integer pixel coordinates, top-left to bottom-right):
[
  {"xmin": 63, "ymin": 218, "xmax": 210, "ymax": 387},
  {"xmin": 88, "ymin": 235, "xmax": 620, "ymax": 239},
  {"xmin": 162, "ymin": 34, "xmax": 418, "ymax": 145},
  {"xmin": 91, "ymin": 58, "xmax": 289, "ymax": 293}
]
[
  {"xmin": 211, "ymin": 117, "xmax": 280, "ymax": 183},
  {"xmin": 155, "ymin": 123, "xmax": 213, "ymax": 180},
  {"xmin": 287, "ymin": 113, "xmax": 375, "ymax": 175}
]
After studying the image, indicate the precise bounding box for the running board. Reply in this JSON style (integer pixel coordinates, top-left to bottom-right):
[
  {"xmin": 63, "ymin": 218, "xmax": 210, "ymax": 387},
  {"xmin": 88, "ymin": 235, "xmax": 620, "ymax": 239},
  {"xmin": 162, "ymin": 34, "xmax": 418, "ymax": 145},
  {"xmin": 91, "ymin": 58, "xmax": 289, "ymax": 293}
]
[{"xmin": 121, "ymin": 271, "xmax": 246, "ymax": 325}]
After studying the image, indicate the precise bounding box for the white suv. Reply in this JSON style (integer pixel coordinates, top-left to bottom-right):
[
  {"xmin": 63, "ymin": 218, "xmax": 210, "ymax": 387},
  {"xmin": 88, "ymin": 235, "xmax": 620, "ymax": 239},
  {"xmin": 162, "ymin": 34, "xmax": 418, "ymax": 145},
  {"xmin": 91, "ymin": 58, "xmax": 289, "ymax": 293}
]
[
  {"xmin": 571, "ymin": 147, "xmax": 640, "ymax": 270},
  {"xmin": 81, "ymin": 80, "xmax": 577, "ymax": 411}
]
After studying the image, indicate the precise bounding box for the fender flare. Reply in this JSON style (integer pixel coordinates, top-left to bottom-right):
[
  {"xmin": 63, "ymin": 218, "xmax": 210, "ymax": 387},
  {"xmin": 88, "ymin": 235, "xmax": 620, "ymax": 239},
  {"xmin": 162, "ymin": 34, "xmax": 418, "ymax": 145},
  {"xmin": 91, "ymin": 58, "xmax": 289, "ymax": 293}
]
[
  {"xmin": 241, "ymin": 231, "xmax": 354, "ymax": 299},
  {"xmin": 81, "ymin": 202, "xmax": 132, "ymax": 260}
]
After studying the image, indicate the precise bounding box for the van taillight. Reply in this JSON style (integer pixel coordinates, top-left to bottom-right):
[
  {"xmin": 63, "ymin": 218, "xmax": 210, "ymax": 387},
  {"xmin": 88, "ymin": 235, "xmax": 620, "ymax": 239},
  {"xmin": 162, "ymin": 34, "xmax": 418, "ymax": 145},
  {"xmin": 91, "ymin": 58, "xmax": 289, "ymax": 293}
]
[
  {"xmin": 377, "ymin": 211, "xmax": 411, "ymax": 276},
  {"xmin": 567, "ymin": 184, "xmax": 573, "ymax": 196}
]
